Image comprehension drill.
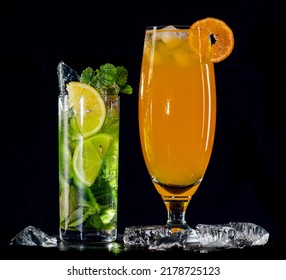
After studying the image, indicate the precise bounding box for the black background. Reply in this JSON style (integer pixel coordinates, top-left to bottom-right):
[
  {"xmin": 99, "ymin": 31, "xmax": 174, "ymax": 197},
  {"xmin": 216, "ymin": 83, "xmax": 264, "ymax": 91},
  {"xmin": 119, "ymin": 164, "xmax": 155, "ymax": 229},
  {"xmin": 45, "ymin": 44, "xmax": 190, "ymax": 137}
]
[{"xmin": 1, "ymin": 0, "xmax": 285, "ymax": 248}]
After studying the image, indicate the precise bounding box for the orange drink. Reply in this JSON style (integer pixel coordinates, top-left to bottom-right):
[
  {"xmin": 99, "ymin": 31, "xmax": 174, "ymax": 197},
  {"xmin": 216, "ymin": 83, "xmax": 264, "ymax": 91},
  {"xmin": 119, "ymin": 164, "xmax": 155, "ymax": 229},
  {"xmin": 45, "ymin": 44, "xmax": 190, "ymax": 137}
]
[
  {"xmin": 139, "ymin": 26, "xmax": 216, "ymax": 199},
  {"xmin": 138, "ymin": 20, "xmax": 234, "ymax": 232}
]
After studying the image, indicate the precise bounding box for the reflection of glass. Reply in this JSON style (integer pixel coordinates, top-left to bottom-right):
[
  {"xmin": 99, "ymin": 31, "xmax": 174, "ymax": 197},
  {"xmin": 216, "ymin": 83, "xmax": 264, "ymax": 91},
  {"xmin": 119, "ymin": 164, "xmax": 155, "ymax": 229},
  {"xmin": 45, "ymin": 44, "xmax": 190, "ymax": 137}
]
[
  {"xmin": 58, "ymin": 91, "xmax": 119, "ymax": 243},
  {"xmin": 139, "ymin": 26, "xmax": 216, "ymax": 235}
]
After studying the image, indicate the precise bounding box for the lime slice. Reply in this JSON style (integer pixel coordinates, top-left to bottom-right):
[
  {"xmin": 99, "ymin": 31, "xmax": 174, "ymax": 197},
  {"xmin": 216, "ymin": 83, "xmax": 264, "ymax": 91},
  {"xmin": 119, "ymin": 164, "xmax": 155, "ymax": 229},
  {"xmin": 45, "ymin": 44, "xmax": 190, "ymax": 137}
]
[
  {"xmin": 66, "ymin": 82, "xmax": 106, "ymax": 139},
  {"xmin": 72, "ymin": 133, "xmax": 113, "ymax": 187},
  {"xmin": 89, "ymin": 133, "xmax": 113, "ymax": 159},
  {"xmin": 73, "ymin": 139, "xmax": 102, "ymax": 186}
]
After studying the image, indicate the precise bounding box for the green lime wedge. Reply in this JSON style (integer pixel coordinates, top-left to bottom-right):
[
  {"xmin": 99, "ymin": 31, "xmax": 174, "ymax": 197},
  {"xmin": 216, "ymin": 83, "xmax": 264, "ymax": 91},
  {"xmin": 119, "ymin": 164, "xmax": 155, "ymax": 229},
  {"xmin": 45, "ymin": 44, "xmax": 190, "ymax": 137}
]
[
  {"xmin": 72, "ymin": 133, "xmax": 113, "ymax": 187},
  {"xmin": 89, "ymin": 133, "xmax": 114, "ymax": 159}
]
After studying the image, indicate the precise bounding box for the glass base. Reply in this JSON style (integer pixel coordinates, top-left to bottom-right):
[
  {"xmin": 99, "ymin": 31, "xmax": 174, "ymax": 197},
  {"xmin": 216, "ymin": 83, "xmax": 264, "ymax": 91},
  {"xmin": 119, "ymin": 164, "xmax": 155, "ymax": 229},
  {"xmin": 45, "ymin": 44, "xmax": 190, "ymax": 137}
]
[
  {"xmin": 59, "ymin": 228, "xmax": 117, "ymax": 244},
  {"xmin": 165, "ymin": 221, "xmax": 191, "ymax": 233}
]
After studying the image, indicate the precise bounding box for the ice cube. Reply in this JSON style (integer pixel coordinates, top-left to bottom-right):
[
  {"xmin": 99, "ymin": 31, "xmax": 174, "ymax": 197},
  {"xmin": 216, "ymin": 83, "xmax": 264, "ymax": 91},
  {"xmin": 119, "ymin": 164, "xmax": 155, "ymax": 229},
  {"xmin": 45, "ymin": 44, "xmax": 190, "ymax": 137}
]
[
  {"xmin": 9, "ymin": 226, "xmax": 58, "ymax": 247},
  {"xmin": 123, "ymin": 225, "xmax": 171, "ymax": 248},
  {"xmin": 227, "ymin": 222, "xmax": 270, "ymax": 246},
  {"xmin": 123, "ymin": 223, "xmax": 269, "ymax": 251},
  {"xmin": 193, "ymin": 222, "xmax": 269, "ymax": 249},
  {"xmin": 157, "ymin": 26, "xmax": 186, "ymax": 49},
  {"xmin": 149, "ymin": 230, "xmax": 190, "ymax": 250},
  {"xmin": 159, "ymin": 26, "xmax": 179, "ymax": 43},
  {"xmin": 57, "ymin": 61, "xmax": 80, "ymax": 95}
]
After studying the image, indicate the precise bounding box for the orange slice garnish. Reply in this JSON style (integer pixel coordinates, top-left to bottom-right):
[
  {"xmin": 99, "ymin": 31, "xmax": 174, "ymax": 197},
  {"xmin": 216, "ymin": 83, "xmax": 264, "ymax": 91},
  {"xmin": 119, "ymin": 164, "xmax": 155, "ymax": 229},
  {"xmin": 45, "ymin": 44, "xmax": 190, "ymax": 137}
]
[{"xmin": 188, "ymin": 17, "xmax": 234, "ymax": 63}]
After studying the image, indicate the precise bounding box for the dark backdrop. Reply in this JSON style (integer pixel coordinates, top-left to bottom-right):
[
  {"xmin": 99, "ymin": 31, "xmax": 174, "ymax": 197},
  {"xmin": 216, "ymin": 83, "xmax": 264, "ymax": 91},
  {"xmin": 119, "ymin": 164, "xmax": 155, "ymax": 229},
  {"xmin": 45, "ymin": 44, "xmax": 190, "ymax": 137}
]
[{"xmin": 1, "ymin": 0, "xmax": 285, "ymax": 246}]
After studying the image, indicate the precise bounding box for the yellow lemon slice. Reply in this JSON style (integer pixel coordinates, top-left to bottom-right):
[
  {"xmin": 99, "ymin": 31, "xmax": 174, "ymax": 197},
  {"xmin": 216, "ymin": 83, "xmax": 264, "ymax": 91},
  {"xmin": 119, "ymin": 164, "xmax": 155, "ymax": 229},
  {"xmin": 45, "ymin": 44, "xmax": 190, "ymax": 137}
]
[{"xmin": 66, "ymin": 82, "xmax": 106, "ymax": 138}]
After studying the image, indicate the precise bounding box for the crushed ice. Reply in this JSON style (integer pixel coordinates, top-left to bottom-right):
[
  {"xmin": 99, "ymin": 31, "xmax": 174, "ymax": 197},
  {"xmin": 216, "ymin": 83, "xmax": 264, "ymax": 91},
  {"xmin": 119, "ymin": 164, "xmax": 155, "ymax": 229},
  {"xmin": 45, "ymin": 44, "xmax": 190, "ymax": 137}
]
[
  {"xmin": 9, "ymin": 222, "xmax": 269, "ymax": 251},
  {"xmin": 123, "ymin": 222, "xmax": 269, "ymax": 251},
  {"xmin": 9, "ymin": 226, "xmax": 57, "ymax": 247},
  {"xmin": 123, "ymin": 225, "xmax": 171, "ymax": 248}
]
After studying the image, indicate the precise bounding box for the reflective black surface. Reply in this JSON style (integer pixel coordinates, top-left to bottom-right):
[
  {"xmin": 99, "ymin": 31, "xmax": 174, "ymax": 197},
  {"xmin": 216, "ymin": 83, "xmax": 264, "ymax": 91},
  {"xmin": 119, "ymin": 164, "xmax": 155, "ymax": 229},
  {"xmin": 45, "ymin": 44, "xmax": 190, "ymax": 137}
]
[{"xmin": 1, "ymin": 235, "xmax": 286, "ymax": 260}]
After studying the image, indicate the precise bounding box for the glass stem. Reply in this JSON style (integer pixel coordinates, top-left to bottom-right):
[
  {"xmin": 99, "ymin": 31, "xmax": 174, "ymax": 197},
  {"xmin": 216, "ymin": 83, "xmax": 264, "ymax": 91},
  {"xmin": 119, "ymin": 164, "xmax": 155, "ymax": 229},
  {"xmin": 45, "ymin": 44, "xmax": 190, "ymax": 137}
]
[{"xmin": 164, "ymin": 200, "xmax": 191, "ymax": 231}]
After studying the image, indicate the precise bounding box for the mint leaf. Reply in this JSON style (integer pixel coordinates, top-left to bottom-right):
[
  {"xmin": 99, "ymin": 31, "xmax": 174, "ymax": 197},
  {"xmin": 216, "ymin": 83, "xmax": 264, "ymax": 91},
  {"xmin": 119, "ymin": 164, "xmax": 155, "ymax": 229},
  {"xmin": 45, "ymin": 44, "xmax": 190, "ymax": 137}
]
[
  {"xmin": 80, "ymin": 67, "xmax": 95, "ymax": 84},
  {"xmin": 67, "ymin": 207, "xmax": 90, "ymax": 227},
  {"xmin": 100, "ymin": 208, "xmax": 116, "ymax": 225},
  {"xmin": 89, "ymin": 214, "xmax": 105, "ymax": 229},
  {"xmin": 80, "ymin": 63, "xmax": 133, "ymax": 96},
  {"xmin": 116, "ymin": 66, "xmax": 128, "ymax": 87},
  {"xmin": 96, "ymin": 63, "xmax": 117, "ymax": 87},
  {"xmin": 121, "ymin": 84, "xmax": 133, "ymax": 95}
]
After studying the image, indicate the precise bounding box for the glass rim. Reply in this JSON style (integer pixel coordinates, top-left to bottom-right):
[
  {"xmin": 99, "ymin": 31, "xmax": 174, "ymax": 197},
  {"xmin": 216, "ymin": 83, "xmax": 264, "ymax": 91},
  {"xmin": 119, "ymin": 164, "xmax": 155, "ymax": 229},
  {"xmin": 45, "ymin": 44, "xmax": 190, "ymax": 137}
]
[{"xmin": 146, "ymin": 25, "xmax": 190, "ymax": 30}]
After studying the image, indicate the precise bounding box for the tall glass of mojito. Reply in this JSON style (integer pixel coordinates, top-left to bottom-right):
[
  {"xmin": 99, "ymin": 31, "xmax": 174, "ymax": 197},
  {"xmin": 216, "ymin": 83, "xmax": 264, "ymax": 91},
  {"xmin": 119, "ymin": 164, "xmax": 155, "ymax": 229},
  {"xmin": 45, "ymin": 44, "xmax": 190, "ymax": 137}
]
[{"xmin": 58, "ymin": 62, "xmax": 132, "ymax": 243}]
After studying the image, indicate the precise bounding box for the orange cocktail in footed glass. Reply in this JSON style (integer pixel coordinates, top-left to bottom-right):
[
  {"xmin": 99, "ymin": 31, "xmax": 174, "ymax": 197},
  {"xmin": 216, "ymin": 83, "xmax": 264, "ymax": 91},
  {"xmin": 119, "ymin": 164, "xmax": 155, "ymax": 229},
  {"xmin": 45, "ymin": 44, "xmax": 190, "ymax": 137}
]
[{"xmin": 138, "ymin": 18, "xmax": 234, "ymax": 236}]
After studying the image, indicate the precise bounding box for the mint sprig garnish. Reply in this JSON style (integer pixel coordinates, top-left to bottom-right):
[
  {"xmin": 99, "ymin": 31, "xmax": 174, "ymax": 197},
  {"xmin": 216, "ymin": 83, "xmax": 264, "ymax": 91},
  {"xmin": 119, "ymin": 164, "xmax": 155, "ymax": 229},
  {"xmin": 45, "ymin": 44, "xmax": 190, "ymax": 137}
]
[{"xmin": 80, "ymin": 63, "xmax": 133, "ymax": 96}]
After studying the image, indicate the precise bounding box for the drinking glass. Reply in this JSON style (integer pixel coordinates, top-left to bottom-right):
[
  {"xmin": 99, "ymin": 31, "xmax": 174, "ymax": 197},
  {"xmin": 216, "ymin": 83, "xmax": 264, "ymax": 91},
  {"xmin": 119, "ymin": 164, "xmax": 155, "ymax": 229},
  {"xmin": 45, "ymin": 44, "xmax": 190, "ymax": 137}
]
[
  {"xmin": 58, "ymin": 63, "xmax": 119, "ymax": 243},
  {"xmin": 138, "ymin": 25, "xmax": 216, "ymax": 235}
]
